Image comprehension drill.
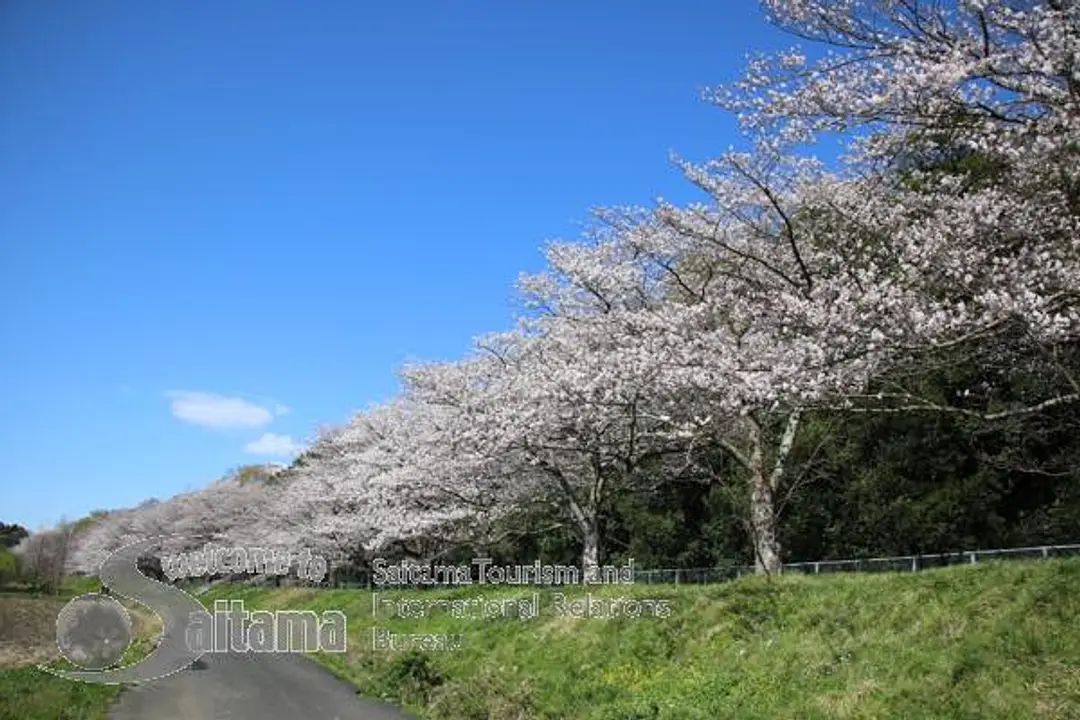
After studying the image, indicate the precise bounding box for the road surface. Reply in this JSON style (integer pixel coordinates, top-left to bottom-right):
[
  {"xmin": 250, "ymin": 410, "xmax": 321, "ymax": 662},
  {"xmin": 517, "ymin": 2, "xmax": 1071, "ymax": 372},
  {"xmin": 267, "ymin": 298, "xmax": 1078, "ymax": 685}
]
[{"xmin": 110, "ymin": 653, "xmax": 418, "ymax": 719}]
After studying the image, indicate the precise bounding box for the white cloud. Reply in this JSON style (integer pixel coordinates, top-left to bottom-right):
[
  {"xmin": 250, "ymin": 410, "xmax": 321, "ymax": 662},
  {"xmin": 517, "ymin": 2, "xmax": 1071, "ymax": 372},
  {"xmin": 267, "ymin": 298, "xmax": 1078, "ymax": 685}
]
[
  {"xmin": 273, "ymin": 404, "xmax": 291, "ymax": 416},
  {"xmin": 244, "ymin": 433, "xmax": 302, "ymax": 457},
  {"xmin": 167, "ymin": 391, "xmax": 274, "ymax": 430}
]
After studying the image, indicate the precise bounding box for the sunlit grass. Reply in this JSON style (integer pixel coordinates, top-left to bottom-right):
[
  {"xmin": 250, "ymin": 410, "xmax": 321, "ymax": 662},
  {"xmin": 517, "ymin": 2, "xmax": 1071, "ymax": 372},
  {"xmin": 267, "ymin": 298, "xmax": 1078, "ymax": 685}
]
[{"xmin": 201, "ymin": 557, "xmax": 1080, "ymax": 719}]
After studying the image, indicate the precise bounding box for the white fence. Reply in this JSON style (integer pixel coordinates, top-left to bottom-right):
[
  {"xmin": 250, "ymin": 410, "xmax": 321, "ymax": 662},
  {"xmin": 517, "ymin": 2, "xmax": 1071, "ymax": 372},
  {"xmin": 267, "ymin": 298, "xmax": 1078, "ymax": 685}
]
[
  {"xmin": 319, "ymin": 542, "xmax": 1080, "ymax": 589},
  {"xmin": 632, "ymin": 543, "xmax": 1080, "ymax": 585}
]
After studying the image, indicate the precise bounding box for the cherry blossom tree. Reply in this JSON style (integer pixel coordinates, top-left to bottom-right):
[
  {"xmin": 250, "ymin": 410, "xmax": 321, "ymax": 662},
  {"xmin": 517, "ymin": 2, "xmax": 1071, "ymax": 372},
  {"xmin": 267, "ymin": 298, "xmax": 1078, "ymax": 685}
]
[
  {"xmin": 515, "ymin": 201, "xmax": 819, "ymax": 574},
  {"xmin": 67, "ymin": 509, "xmax": 144, "ymax": 575},
  {"xmin": 514, "ymin": 94, "xmax": 1080, "ymax": 572},
  {"xmin": 388, "ymin": 298, "xmax": 715, "ymax": 575},
  {"xmin": 567, "ymin": 0, "xmax": 1080, "ymax": 573},
  {"xmin": 14, "ymin": 522, "xmax": 76, "ymax": 592},
  {"xmin": 67, "ymin": 476, "xmax": 275, "ymax": 576},
  {"xmin": 700, "ymin": 0, "xmax": 1080, "ymax": 569},
  {"xmin": 260, "ymin": 402, "xmax": 478, "ymax": 574}
]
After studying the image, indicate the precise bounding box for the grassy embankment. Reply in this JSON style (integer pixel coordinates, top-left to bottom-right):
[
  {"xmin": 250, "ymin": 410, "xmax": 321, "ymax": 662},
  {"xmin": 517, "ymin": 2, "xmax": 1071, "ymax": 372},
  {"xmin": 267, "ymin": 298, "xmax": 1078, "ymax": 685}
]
[
  {"xmin": 202, "ymin": 558, "xmax": 1080, "ymax": 719},
  {"xmin": 0, "ymin": 577, "xmax": 160, "ymax": 720}
]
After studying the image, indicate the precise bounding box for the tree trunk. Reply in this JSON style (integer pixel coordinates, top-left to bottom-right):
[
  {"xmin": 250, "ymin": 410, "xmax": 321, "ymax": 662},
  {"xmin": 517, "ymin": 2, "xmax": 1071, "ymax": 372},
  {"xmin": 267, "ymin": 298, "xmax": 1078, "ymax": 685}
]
[
  {"xmin": 544, "ymin": 462, "xmax": 604, "ymax": 582},
  {"xmin": 581, "ymin": 521, "xmax": 601, "ymax": 582},
  {"xmin": 746, "ymin": 416, "xmax": 789, "ymax": 576},
  {"xmin": 749, "ymin": 465, "xmax": 781, "ymax": 575}
]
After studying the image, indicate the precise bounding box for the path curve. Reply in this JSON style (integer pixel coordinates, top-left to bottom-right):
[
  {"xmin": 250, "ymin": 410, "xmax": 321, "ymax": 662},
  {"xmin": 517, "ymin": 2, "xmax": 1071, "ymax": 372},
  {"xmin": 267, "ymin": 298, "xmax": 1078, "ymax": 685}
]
[{"xmin": 110, "ymin": 652, "xmax": 418, "ymax": 719}]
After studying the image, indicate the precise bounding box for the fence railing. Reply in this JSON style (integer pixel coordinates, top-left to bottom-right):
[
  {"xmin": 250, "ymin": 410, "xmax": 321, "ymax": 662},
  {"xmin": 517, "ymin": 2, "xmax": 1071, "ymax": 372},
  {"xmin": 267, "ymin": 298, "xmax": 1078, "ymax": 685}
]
[
  {"xmin": 632, "ymin": 543, "xmax": 1080, "ymax": 585},
  {"xmin": 317, "ymin": 542, "xmax": 1080, "ymax": 589}
]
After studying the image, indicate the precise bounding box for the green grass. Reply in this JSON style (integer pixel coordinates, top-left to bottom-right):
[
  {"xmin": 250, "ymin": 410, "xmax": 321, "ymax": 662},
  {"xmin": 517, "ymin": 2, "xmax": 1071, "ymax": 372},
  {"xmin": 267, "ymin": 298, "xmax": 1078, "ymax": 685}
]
[
  {"xmin": 0, "ymin": 634, "xmax": 161, "ymax": 720},
  {"xmin": 0, "ymin": 667, "xmax": 123, "ymax": 720},
  {"xmin": 201, "ymin": 559, "xmax": 1080, "ymax": 719}
]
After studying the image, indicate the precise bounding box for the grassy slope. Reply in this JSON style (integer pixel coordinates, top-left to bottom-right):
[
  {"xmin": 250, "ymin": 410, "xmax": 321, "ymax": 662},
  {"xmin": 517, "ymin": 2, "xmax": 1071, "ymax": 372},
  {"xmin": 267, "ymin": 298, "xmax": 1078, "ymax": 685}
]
[
  {"xmin": 202, "ymin": 559, "xmax": 1080, "ymax": 719},
  {"xmin": 0, "ymin": 578, "xmax": 160, "ymax": 720}
]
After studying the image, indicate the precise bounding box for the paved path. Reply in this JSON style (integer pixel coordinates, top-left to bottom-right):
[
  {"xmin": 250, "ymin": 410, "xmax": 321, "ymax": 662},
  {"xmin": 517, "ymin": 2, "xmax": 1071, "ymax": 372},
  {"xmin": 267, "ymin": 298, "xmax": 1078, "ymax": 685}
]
[{"xmin": 110, "ymin": 653, "xmax": 418, "ymax": 720}]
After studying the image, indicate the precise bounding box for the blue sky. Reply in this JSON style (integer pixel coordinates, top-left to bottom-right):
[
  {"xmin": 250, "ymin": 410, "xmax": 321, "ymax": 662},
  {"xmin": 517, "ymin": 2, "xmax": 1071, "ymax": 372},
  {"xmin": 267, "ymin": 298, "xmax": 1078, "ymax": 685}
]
[{"xmin": 0, "ymin": 1, "xmax": 796, "ymax": 529}]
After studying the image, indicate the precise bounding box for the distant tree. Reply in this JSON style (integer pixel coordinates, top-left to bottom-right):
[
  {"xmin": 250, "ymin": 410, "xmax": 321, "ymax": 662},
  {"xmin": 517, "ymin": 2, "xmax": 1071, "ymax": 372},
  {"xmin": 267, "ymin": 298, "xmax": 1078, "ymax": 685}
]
[
  {"xmin": 225, "ymin": 463, "xmax": 286, "ymax": 486},
  {"xmin": 13, "ymin": 522, "xmax": 76, "ymax": 593},
  {"xmin": 0, "ymin": 522, "xmax": 29, "ymax": 549}
]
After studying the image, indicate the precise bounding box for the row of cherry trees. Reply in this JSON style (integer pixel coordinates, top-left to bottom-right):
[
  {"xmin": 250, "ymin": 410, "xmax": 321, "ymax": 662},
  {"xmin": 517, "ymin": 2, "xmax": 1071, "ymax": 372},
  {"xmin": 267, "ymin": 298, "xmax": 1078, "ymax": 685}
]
[
  {"xmin": 48, "ymin": 0, "xmax": 1080, "ymax": 578},
  {"xmin": 56, "ymin": 466, "xmax": 282, "ymax": 576},
  {"xmin": 307, "ymin": 0, "xmax": 1080, "ymax": 575}
]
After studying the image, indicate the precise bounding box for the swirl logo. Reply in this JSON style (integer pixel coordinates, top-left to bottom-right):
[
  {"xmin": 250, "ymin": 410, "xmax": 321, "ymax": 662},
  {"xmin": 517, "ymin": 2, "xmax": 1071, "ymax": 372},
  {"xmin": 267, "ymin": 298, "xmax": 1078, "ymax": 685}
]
[{"xmin": 46, "ymin": 537, "xmax": 210, "ymax": 685}]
